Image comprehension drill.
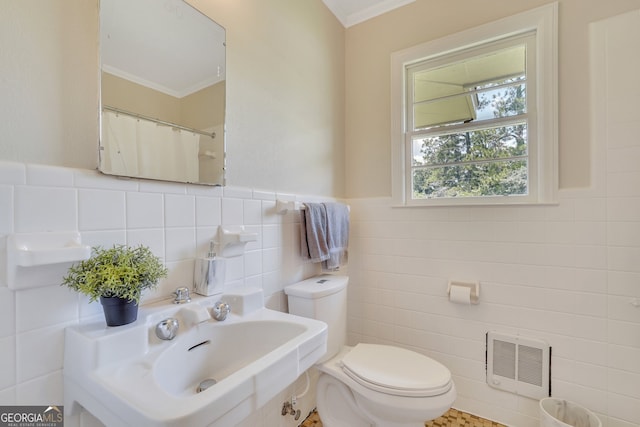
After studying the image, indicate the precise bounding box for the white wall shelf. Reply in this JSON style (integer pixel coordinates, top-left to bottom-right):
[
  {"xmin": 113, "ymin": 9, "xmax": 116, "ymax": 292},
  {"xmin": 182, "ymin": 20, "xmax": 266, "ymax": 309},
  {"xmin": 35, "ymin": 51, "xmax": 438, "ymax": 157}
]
[
  {"xmin": 6, "ymin": 231, "xmax": 91, "ymax": 289},
  {"xmin": 215, "ymin": 226, "xmax": 258, "ymax": 257}
]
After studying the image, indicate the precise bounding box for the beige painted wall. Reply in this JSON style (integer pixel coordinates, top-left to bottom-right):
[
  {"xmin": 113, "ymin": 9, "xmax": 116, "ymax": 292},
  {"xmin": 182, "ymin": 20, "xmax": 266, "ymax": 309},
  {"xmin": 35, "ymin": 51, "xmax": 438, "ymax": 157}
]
[
  {"xmin": 0, "ymin": 0, "xmax": 98, "ymax": 169},
  {"xmin": 189, "ymin": 0, "xmax": 346, "ymax": 196},
  {"xmin": 0, "ymin": 0, "xmax": 345, "ymax": 197},
  {"xmin": 344, "ymin": 0, "xmax": 640, "ymax": 198},
  {"xmin": 182, "ymin": 81, "xmax": 225, "ymax": 131}
]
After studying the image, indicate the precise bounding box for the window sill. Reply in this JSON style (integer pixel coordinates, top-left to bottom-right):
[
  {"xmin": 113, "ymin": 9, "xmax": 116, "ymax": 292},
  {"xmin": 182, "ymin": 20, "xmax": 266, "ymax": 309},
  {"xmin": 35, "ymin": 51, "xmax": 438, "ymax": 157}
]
[{"xmin": 392, "ymin": 200, "xmax": 559, "ymax": 208}]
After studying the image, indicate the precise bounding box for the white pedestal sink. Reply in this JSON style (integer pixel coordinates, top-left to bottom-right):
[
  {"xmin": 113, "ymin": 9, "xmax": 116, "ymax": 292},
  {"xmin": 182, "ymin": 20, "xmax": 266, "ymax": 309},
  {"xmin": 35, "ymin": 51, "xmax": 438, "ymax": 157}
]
[{"xmin": 63, "ymin": 288, "xmax": 327, "ymax": 426}]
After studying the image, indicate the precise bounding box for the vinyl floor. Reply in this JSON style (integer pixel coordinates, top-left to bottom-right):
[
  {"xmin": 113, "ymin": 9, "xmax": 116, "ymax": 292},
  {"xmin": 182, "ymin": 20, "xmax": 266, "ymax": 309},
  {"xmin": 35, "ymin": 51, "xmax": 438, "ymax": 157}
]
[{"xmin": 299, "ymin": 408, "xmax": 506, "ymax": 427}]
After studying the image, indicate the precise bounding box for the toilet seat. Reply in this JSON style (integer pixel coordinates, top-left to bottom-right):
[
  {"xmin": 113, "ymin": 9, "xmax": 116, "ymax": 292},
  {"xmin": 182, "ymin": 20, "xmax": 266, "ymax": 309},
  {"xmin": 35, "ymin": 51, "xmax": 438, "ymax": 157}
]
[{"xmin": 340, "ymin": 344, "xmax": 452, "ymax": 397}]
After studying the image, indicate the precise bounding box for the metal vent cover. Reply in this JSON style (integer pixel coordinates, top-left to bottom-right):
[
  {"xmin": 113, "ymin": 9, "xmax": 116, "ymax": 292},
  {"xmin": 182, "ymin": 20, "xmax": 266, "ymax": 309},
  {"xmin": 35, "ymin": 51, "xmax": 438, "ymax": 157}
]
[{"xmin": 486, "ymin": 332, "xmax": 550, "ymax": 399}]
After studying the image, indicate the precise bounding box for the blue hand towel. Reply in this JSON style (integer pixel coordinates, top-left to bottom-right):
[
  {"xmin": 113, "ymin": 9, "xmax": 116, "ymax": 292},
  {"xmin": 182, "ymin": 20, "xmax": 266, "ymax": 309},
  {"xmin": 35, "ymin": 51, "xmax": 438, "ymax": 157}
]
[
  {"xmin": 300, "ymin": 203, "xmax": 329, "ymax": 264},
  {"xmin": 300, "ymin": 202, "xmax": 349, "ymax": 270}
]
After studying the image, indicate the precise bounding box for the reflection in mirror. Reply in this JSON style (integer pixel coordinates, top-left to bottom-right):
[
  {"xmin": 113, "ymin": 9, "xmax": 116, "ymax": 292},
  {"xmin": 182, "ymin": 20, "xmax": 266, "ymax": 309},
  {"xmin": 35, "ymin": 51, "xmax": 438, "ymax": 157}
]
[{"xmin": 99, "ymin": 0, "xmax": 226, "ymax": 185}]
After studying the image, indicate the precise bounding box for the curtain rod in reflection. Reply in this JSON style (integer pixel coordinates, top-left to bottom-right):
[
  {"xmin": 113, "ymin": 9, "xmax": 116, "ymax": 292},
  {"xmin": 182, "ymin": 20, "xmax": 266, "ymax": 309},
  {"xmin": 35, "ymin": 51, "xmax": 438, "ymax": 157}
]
[{"xmin": 102, "ymin": 105, "xmax": 216, "ymax": 139}]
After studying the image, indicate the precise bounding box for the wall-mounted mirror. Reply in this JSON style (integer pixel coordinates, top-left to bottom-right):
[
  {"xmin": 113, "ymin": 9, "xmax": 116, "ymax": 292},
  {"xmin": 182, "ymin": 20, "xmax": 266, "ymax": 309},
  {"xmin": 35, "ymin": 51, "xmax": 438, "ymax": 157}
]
[{"xmin": 99, "ymin": 0, "xmax": 225, "ymax": 185}]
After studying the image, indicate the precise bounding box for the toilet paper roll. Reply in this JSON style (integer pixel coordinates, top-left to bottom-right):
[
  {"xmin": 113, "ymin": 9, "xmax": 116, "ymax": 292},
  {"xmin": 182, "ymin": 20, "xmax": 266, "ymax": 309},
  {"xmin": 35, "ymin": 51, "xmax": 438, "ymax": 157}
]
[{"xmin": 449, "ymin": 285, "xmax": 472, "ymax": 305}]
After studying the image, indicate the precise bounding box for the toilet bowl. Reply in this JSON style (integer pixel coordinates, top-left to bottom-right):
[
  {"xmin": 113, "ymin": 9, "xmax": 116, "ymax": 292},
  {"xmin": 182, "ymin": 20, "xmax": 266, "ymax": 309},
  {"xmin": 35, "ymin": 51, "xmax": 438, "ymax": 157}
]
[
  {"xmin": 317, "ymin": 345, "xmax": 456, "ymax": 426},
  {"xmin": 285, "ymin": 275, "xmax": 456, "ymax": 427}
]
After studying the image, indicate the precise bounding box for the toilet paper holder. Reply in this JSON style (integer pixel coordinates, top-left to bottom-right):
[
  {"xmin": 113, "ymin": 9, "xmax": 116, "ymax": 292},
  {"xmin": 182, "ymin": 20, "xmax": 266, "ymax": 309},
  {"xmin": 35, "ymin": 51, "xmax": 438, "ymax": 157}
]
[{"xmin": 447, "ymin": 280, "xmax": 480, "ymax": 304}]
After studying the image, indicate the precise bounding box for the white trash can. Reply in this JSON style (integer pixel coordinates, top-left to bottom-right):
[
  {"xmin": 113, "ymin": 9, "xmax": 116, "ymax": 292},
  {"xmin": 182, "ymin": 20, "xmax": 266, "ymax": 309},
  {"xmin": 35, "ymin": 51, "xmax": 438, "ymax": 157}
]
[{"xmin": 539, "ymin": 398, "xmax": 601, "ymax": 427}]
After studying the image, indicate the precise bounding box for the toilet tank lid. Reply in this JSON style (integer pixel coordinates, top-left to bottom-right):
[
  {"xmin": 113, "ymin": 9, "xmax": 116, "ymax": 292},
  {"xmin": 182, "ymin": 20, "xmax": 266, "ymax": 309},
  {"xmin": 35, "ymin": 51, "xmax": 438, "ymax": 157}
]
[{"xmin": 284, "ymin": 274, "xmax": 348, "ymax": 299}]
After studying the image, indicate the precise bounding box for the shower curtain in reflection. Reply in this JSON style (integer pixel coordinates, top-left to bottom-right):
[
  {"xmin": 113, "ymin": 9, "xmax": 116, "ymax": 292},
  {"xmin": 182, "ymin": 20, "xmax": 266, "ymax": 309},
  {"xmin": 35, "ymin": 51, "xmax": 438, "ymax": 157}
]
[
  {"xmin": 102, "ymin": 111, "xmax": 199, "ymax": 182},
  {"xmin": 102, "ymin": 111, "xmax": 139, "ymax": 176}
]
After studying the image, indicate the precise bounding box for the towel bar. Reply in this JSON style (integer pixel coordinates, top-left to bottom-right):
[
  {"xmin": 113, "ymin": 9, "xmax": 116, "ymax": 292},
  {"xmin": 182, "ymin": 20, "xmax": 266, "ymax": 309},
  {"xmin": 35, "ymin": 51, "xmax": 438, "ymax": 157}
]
[{"xmin": 276, "ymin": 200, "xmax": 350, "ymax": 215}]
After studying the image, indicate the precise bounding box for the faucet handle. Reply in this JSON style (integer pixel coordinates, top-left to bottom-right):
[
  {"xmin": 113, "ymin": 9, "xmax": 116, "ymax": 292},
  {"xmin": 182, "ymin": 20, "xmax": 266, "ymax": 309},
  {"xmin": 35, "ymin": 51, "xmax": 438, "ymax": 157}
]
[
  {"xmin": 156, "ymin": 318, "xmax": 179, "ymax": 340},
  {"xmin": 173, "ymin": 287, "xmax": 191, "ymax": 304},
  {"xmin": 211, "ymin": 301, "xmax": 231, "ymax": 321}
]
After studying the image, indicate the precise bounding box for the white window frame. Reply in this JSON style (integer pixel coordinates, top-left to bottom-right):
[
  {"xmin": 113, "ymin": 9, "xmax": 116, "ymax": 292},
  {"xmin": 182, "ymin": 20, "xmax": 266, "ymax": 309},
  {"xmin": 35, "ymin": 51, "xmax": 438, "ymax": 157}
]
[{"xmin": 391, "ymin": 3, "xmax": 558, "ymax": 206}]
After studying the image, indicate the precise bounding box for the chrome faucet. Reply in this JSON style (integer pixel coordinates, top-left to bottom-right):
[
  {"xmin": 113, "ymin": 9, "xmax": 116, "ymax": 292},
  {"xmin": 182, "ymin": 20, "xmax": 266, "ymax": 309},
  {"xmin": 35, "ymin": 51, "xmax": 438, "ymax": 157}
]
[
  {"xmin": 211, "ymin": 301, "xmax": 231, "ymax": 321},
  {"xmin": 155, "ymin": 318, "xmax": 179, "ymax": 340},
  {"xmin": 173, "ymin": 287, "xmax": 191, "ymax": 304}
]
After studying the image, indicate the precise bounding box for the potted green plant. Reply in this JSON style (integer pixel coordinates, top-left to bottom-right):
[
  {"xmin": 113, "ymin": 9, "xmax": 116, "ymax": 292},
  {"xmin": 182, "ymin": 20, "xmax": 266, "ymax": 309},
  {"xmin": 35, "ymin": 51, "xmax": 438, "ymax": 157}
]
[{"xmin": 62, "ymin": 244, "xmax": 168, "ymax": 326}]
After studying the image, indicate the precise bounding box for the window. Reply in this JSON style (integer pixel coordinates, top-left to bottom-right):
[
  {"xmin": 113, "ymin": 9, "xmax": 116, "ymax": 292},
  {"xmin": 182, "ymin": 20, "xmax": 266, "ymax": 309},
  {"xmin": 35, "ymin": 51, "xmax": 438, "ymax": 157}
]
[{"xmin": 391, "ymin": 3, "xmax": 557, "ymax": 206}]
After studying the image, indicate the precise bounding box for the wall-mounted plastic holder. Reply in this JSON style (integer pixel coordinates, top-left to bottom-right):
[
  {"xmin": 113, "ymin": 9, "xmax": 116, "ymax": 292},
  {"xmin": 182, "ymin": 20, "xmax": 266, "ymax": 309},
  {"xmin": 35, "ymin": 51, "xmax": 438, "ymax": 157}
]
[
  {"xmin": 276, "ymin": 200, "xmax": 304, "ymax": 215},
  {"xmin": 215, "ymin": 226, "xmax": 258, "ymax": 257},
  {"xmin": 6, "ymin": 231, "xmax": 91, "ymax": 290},
  {"xmin": 447, "ymin": 280, "xmax": 480, "ymax": 305}
]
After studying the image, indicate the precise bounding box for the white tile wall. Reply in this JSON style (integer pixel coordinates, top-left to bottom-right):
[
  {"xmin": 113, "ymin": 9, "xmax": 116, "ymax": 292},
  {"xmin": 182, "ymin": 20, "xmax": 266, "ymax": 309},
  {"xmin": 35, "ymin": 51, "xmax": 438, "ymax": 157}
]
[
  {"xmin": 346, "ymin": 10, "xmax": 640, "ymax": 427},
  {"xmin": 0, "ymin": 163, "xmax": 323, "ymax": 426},
  {"xmin": 348, "ymin": 188, "xmax": 639, "ymax": 426},
  {"xmin": 15, "ymin": 186, "xmax": 77, "ymax": 233}
]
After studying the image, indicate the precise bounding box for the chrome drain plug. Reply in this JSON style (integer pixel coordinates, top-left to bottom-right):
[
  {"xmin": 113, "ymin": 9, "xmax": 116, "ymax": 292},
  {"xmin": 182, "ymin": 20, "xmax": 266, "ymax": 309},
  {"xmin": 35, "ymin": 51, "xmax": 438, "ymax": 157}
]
[{"xmin": 196, "ymin": 378, "xmax": 217, "ymax": 393}]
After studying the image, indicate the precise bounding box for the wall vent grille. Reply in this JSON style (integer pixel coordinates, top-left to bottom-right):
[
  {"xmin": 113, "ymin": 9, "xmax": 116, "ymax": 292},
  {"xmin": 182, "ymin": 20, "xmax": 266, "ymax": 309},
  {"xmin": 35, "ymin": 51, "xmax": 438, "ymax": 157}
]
[{"xmin": 486, "ymin": 332, "xmax": 550, "ymax": 399}]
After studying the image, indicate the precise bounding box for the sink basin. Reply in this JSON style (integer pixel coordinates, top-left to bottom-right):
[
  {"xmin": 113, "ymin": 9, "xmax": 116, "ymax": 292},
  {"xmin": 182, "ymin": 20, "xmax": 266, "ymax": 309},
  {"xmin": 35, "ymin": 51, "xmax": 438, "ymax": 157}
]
[
  {"xmin": 154, "ymin": 320, "xmax": 306, "ymax": 396},
  {"xmin": 63, "ymin": 289, "xmax": 327, "ymax": 427}
]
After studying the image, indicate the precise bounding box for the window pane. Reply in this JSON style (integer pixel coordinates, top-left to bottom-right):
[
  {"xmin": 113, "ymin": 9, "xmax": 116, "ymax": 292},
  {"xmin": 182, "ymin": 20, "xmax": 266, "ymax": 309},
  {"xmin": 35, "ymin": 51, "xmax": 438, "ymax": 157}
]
[
  {"xmin": 475, "ymin": 81, "xmax": 526, "ymax": 121},
  {"xmin": 413, "ymin": 95, "xmax": 475, "ymax": 130},
  {"xmin": 413, "ymin": 44, "xmax": 525, "ymax": 102},
  {"xmin": 412, "ymin": 160, "xmax": 528, "ymax": 199},
  {"xmin": 412, "ymin": 122, "xmax": 528, "ymax": 166},
  {"xmin": 412, "ymin": 44, "xmax": 526, "ymax": 130},
  {"xmin": 413, "ymin": 82, "xmax": 526, "ymax": 130}
]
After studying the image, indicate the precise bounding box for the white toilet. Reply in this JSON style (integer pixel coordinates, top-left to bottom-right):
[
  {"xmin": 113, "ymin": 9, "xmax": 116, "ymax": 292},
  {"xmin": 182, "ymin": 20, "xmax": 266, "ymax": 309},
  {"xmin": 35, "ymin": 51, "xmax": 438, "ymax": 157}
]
[{"xmin": 285, "ymin": 274, "xmax": 456, "ymax": 427}]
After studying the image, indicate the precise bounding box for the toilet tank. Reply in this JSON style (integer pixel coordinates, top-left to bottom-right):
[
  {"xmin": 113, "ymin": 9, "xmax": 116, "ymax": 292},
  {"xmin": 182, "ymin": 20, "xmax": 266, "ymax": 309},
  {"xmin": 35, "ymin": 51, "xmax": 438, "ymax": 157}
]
[{"xmin": 284, "ymin": 274, "xmax": 348, "ymax": 362}]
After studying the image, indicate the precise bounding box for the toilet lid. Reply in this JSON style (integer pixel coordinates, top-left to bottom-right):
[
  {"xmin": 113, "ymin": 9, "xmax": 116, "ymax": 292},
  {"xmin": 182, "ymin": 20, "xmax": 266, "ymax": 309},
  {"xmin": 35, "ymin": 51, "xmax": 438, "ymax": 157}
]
[{"xmin": 341, "ymin": 344, "xmax": 452, "ymax": 397}]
